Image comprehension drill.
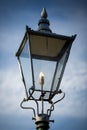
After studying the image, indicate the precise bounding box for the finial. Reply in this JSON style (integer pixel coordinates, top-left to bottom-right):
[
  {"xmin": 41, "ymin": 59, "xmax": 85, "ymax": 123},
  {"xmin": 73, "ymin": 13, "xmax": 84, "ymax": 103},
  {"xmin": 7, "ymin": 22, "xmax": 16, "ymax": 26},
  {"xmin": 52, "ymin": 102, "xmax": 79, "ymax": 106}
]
[
  {"xmin": 37, "ymin": 8, "xmax": 52, "ymax": 33},
  {"xmin": 41, "ymin": 8, "xmax": 48, "ymax": 18}
]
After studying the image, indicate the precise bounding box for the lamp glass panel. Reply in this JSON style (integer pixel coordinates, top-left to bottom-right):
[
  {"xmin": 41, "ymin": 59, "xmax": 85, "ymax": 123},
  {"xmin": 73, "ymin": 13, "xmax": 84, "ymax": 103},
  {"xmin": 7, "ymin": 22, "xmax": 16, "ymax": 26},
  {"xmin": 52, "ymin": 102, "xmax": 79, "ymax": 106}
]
[
  {"xmin": 51, "ymin": 48, "xmax": 69, "ymax": 92},
  {"xmin": 33, "ymin": 59, "xmax": 56, "ymax": 91},
  {"xmin": 19, "ymin": 38, "xmax": 33, "ymax": 96}
]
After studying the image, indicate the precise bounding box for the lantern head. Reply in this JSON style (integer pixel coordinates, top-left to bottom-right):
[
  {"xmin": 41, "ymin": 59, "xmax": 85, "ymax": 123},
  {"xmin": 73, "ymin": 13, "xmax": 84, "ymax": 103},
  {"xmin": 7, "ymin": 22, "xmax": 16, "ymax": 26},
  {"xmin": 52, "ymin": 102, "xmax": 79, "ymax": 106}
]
[{"xmin": 16, "ymin": 8, "xmax": 76, "ymax": 102}]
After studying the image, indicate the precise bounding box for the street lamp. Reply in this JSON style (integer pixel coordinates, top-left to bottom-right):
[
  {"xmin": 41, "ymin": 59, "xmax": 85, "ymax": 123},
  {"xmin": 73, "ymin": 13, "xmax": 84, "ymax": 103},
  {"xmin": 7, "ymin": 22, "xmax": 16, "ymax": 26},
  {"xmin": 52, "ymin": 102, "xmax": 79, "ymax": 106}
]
[{"xmin": 16, "ymin": 8, "xmax": 76, "ymax": 130}]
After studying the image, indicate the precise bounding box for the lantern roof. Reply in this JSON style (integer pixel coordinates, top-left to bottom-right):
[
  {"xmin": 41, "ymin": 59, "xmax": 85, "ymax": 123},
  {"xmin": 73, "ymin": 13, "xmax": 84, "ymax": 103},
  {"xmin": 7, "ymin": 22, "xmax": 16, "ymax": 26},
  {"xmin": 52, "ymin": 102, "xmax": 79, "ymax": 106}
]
[{"xmin": 16, "ymin": 27, "xmax": 76, "ymax": 60}]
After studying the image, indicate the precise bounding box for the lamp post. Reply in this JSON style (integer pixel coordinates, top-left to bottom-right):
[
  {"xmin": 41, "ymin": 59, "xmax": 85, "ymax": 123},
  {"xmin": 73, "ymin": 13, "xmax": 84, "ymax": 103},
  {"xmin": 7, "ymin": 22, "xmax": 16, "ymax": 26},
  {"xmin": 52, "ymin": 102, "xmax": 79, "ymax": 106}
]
[{"xmin": 16, "ymin": 8, "xmax": 76, "ymax": 130}]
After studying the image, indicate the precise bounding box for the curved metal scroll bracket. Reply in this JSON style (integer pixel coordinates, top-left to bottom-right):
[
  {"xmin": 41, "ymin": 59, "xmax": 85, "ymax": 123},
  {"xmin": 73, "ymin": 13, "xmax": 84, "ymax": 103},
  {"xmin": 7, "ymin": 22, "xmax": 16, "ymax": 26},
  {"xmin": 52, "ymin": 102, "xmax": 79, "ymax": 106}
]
[
  {"xmin": 20, "ymin": 89, "xmax": 65, "ymax": 120},
  {"xmin": 20, "ymin": 87, "xmax": 39, "ymax": 117},
  {"xmin": 47, "ymin": 91, "xmax": 65, "ymax": 117},
  {"xmin": 28, "ymin": 88, "xmax": 39, "ymax": 115},
  {"xmin": 20, "ymin": 98, "xmax": 36, "ymax": 118}
]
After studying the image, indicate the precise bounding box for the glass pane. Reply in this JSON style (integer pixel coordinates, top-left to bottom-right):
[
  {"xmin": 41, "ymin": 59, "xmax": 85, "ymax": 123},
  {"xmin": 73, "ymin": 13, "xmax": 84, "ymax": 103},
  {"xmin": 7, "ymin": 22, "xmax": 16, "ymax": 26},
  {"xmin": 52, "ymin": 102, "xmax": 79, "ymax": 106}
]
[
  {"xmin": 33, "ymin": 58, "xmax": 56, "ymax": 93},
  {"xmin": 19, "ymin": 39, "xmax": 33, "ymax": 97},
  {"xmin": 51, "ymin": 49, "xmax": 69, "ymax": 92}
]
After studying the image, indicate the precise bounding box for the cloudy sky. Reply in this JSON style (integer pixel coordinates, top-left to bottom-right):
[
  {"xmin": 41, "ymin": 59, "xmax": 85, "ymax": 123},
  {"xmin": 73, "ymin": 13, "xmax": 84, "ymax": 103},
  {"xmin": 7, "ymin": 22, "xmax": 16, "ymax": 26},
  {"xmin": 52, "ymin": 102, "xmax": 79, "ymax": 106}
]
[{"xmin": 0, "ymin": 0, "xmax": 87, "ymax": 130}]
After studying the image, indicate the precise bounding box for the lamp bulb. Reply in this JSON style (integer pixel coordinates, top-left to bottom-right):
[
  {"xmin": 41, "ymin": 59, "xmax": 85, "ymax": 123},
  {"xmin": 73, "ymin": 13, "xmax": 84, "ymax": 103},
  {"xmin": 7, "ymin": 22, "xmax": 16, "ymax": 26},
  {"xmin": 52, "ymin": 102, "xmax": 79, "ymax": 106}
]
[{"xmin": 39, "ymin": 72, "xmax": 44, "ymax": 86}]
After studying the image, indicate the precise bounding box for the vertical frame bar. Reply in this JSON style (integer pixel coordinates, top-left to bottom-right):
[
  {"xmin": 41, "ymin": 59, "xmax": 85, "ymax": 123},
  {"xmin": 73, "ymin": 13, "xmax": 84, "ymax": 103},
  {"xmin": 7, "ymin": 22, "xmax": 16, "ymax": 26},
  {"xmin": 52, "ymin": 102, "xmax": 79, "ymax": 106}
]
[
  {"xmin": 17, "ymin": 57, "xmax": 29, "ymax": 99},
  {"xmin": 50, "ymin": 44, "xmax": 72, "ymax": 95}
]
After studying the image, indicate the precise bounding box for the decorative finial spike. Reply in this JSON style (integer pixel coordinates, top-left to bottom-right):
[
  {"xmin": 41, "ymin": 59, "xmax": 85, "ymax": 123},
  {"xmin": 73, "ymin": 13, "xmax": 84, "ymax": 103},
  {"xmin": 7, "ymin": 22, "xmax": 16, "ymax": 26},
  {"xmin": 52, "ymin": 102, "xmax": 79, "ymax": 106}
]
[
  {"xmin": 38, "ymin": 8, "xmax": 52, "ymax": 33},
  {"xmin": 41, "ymin": 8, "xmax": 48, "ymax": 18}
]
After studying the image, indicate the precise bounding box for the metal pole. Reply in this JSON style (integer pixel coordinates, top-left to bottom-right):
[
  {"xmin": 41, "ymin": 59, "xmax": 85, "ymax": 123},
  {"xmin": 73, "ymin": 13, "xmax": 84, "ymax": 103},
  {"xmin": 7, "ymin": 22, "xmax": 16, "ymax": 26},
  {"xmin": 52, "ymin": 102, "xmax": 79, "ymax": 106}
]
[
  {"xmin": 35, "ymin": 114, "xmax": 50, "ymax": 130},
  {"xmin": 41, "ymin": 85, "xmax": 44, "ymax": 114}
]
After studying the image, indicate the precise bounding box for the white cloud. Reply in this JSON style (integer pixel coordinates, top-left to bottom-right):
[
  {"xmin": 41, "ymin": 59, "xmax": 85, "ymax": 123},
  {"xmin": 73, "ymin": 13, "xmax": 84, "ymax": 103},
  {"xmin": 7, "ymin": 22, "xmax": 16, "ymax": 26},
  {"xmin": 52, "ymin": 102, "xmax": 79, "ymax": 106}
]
[{"xmin": 0, "ymin": 67, "xmax": 24, "ymax": 114}]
